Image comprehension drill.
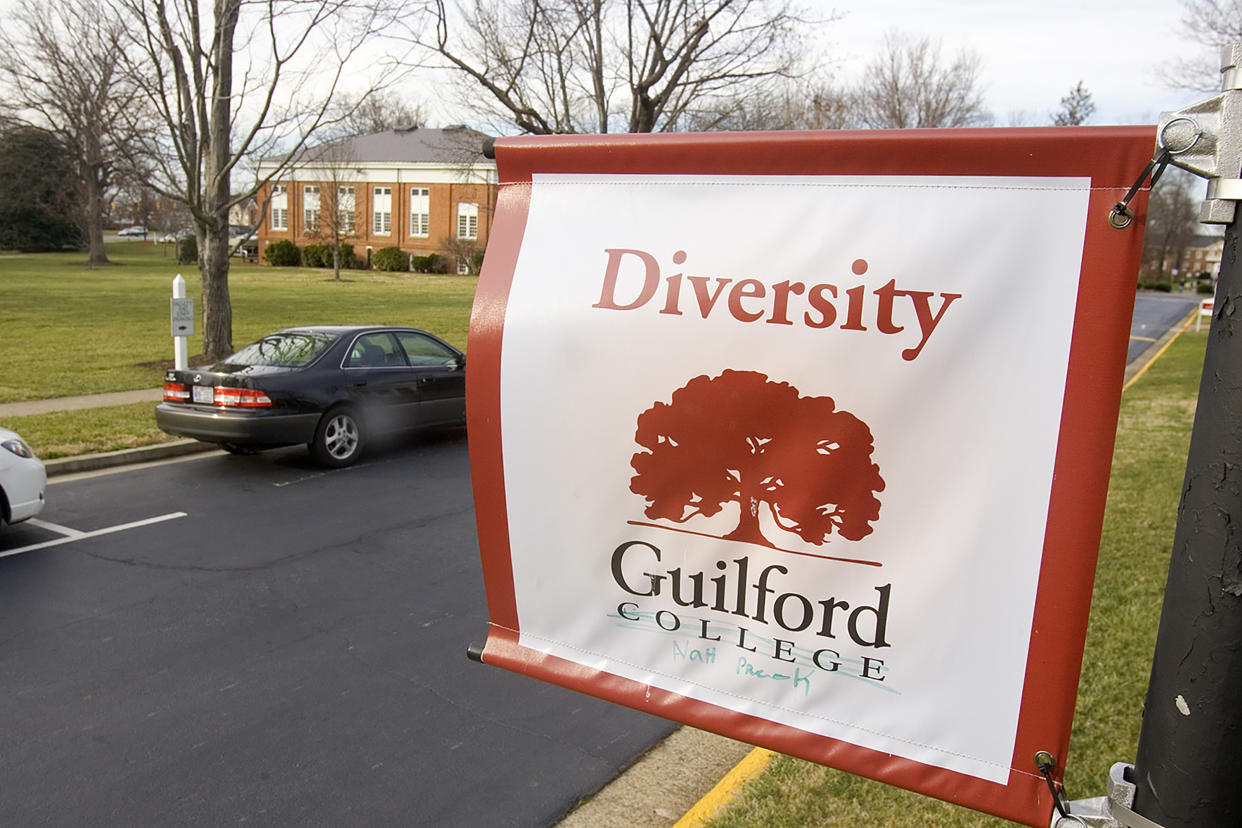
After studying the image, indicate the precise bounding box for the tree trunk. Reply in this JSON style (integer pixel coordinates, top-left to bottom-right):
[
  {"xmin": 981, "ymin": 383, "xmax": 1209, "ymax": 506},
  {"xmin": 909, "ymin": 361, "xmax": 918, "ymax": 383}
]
[
  {"xmin": 200, "ymin": 228, "xmax": 232, "ymax": 360},
  {"xmin": 199, "ymin": 0, "xmax": 240, "ymax": 362},
  {"xmin": 83, "ymin": 162, "xmax": 108, "ymax": 265}
]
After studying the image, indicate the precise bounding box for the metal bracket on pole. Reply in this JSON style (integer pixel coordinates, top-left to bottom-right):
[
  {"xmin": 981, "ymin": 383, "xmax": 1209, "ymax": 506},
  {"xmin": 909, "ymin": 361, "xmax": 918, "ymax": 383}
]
[
  {"xmin": 1056, "ymin": 764, "xmax": 1168, "ymax": 828},
  {"xmin": 1157, "ymin": 43, "xmax": 1242, "ymax": 224}
]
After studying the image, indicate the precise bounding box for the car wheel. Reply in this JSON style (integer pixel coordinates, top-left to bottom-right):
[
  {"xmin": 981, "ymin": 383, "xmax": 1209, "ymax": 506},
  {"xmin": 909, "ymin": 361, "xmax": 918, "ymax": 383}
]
[{"xmin": 310, "ymin": 408, "xmax": 363, "ymax": 467}]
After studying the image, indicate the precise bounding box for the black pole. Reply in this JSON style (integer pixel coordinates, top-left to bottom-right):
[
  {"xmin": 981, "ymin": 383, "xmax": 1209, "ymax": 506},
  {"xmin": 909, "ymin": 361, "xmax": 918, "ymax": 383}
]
[{"xmin": 1130, "ymin": 216, "xmax": 1242, "ymax": 826}]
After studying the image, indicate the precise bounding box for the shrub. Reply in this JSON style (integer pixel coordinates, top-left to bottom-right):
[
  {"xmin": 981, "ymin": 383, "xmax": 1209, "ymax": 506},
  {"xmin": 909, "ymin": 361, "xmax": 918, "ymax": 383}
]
[
  {"xmin": 302, "ymin": 243, "xmax": 329, "ymax": 268},
  {"xmin": 1197, "ymin": 282, "xmax": 1215, "ymax": 294},
  {"xmin": 301, "ymin": 243, "xmax": 357, "ymax": 269},
  {"xmin": 335, "ymin": 244, "xmax": 357, "ymax": 269},
  {"xmin": 372, "ymin": 246, "xmax": 408, "ymax": 271},
  {"xmin": 411, "ymin": 253, "xmax": 448, "ymax": 274},
  {"xmin": 178, "ymin": 235, "xmax": 197, "ymax": 265},
  {"xmin": 264, "ymin": 239, "xmax": 300, "ymax": 266}
]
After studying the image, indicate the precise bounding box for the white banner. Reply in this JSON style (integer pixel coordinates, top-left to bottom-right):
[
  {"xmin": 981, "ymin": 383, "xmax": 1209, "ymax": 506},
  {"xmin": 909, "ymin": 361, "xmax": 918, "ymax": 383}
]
[{"xmin": 496, "ymin": 174, "xmax": 1091, "ymax": 783}]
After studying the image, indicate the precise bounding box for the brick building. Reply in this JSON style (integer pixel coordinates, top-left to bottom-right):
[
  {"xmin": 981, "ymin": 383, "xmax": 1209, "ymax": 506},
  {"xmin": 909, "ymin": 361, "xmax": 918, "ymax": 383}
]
[
  {"xmin": 255, "ymin": 126, "xmax": 497, "ymax": 273},
  {"xmin": 1182, "ymin": 233, "xmax": 1224, "ymax": 279}
]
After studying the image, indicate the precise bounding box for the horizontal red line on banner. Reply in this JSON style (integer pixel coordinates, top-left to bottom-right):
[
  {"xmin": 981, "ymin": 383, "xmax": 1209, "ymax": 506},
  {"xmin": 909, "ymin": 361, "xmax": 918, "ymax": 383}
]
[{"xmin": 625, "ymin": 520, "xmax": 884, "ymax": 567}]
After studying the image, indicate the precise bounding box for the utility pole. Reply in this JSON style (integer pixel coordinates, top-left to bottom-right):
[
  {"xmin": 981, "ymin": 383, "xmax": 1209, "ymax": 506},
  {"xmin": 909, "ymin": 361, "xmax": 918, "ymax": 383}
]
[
  {"xmin": 1060, "ymin": 42, "xmax": 1242, "ymax": 828},
  {"xmin": 1128, "ymin": 43, "xmax": 1242, "ymax": 828}
]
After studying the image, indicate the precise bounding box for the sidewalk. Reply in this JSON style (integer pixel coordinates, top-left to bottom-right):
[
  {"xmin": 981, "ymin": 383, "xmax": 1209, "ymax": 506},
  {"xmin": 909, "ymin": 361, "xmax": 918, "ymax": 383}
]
[
  {"xmin": 0, "ymin": 388, "xmax": 163, "ymax": 418},
  {"xmin": 0, "ymin": 388, "xmax": 212, "ymax": 477}
]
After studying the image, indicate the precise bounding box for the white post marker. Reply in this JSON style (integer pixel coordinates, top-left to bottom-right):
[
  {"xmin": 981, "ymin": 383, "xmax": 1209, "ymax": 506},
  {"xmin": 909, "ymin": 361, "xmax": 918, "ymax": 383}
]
[
  {"xmin": 1198, "ymin": 297, "xmax": 1214, "ymax": 332},
  {"xmin": 170, "ymin": 274, "xmax": 194, "ymax": 369}
]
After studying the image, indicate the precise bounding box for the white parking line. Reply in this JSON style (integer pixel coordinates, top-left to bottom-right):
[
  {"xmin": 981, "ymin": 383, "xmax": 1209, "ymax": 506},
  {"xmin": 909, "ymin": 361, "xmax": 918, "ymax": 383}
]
[
  {"xmin": 0, "ymin": 512, "xmax": 187, "ymax": 559},
  {"xmin": 24, "ymin": 518, "xmax": 87, "ymax": 538}
]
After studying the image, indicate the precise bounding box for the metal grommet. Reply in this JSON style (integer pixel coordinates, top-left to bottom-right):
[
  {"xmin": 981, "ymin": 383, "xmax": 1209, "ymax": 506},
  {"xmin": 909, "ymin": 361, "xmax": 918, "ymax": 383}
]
[
  {"xmin": 1109, "ymin": 205, "xmax": 1134, "ymax": 230},
  {"xmin": 1160, "ymin": 116, "xmax": 1203, "ymax": 155}
]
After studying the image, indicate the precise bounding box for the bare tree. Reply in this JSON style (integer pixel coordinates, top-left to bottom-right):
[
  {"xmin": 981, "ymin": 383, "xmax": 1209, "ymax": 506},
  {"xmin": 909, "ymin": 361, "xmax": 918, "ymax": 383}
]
[
  {"xmin": 0, "ymin": 0, "xmax": 143, "ymax": 264},
  {"xmin": 115, "ymin": 0, "xmax": 403, "ymax": 360},
  {"xmin": 296, "ymin": 140, "xmax": 362, "ymax": 281},
  {"xmin": 682, "ymin": 76, "xmax": 854, "ymax": 131},
  {"xmin": 1052, "ymin": 81, "xmax": 1095, "ymax": 126},
  {"xmin": 440, "ymin": 233, "xmax": 482, "ymax": 274},
  {"xmin": 1143, "ymin": 168, "xmax": 1203, "ymax": 284},
  {"xmin": 1164, "ymin": 0, "xmax": 1242, "ymax": 92},
  {"xmin": 851, "ymin": 31, "xmax": 990, "ymax": 129},
  {"xmin": 328, "ymin": 91, "xmax": 429, "ymax": 137},
  {"xmin": 409, "ymin": 0, "xmax": 813, "ymax": 134}
]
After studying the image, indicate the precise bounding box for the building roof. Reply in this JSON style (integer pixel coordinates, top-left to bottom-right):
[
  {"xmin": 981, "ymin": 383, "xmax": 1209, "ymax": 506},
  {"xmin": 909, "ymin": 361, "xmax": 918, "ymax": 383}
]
[
  {"xmin": 289, "ymin": 126, "xmax": 492, "ymax": 166},
  {"xmin": 1188, "ymin": 233, "xmax": 1225, "ymax": 250}
]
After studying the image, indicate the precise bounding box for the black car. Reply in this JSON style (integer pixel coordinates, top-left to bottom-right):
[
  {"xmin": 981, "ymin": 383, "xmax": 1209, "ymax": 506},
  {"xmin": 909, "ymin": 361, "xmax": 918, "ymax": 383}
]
[{"xmin": 155, "ymin": 326, "xmax": 465, "ymax": 467}]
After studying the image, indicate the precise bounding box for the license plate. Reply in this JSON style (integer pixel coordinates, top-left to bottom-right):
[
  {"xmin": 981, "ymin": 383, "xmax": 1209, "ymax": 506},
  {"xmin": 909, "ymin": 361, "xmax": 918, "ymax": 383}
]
[{"xmin": 192, "ymin": 385, "xmax": 214, "ymax": 404}]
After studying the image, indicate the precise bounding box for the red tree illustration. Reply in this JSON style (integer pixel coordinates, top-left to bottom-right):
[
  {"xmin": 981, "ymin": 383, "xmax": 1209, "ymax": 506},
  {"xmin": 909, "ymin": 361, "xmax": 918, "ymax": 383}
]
[{"xmin": 630, "ymin": 370, "xmax": 884, "ymax": 546}]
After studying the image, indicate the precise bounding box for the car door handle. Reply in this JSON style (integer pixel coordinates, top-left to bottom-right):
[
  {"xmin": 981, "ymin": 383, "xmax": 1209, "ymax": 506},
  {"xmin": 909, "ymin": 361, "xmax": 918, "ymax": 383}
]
[{"xmin": 352, "ymin": 380, "xmax": 367, "ymax": 387}]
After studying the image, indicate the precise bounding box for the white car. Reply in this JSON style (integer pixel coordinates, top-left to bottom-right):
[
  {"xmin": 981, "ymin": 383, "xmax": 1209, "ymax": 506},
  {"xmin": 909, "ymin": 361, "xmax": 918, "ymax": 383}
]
[
  {"xmin": 0, "ymin": 427, "xmax": 46, "ymax": 529},
  {"xmin": 118, "ymin": 225, "xmax": 147, "ymax": 237}
]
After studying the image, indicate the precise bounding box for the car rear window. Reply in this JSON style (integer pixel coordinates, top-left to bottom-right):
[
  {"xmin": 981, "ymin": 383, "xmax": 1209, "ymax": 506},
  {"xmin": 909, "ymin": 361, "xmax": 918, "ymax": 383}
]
[{"xmin": 225, "ymin": 332, "xmax": 337, "ymax": 367}]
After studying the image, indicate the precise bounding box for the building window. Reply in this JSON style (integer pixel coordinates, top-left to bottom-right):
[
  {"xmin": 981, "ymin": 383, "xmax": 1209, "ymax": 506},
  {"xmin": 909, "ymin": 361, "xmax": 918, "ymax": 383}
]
[
  {"xmin": 338, "ymin": 185, "xmax": 355, "ymax": 235},
  {"xmin": 457, "ymin": 256, "xmax": 470, "ymax": 275},
  {"xmin": 410, "ymin": 187, "xmax": 429, "ymax": 238},
  {"xmin": 373, "ymin": 186, "xmax": 392, "ymax": 235},
  {"xmin": 457, "ymin": 202, "xmax": 478, "ymax": 239},
  {"xmin": 270, "ymin": 185, "xmax": 287, "ymax": 231},
  {"xmin": 303, "ymin": 185, "xmax": 320, "ymax": 232}
]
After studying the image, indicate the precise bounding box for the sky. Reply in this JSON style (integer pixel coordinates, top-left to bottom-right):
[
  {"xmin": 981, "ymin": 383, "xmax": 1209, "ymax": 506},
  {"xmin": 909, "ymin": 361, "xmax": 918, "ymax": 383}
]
[
  {"xmin": 0, "ymin": 0, "xmax": 1216, "ymax": 129},
  {"xmin": 813, "ymin": 0, "xmax": 1202, "ymax": 126}
]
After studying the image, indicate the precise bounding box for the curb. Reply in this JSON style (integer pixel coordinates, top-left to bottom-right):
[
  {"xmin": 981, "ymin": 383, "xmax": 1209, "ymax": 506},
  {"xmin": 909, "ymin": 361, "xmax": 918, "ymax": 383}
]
[
  {"xmin": 1123, "ymin": 307, "xmax": 1198, "ymax": 391},
  {"xmin": 671, "ymin": 747, "xmax": 775, "ymax": 828},
  {"xmin": 44, "ymin": 439, "xmax": 216, "ymax": 478}
]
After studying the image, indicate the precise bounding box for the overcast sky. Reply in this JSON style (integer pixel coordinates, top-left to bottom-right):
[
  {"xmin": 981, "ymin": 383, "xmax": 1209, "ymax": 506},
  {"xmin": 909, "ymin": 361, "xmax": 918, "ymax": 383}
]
[
  {"xmin": 817, "ymin": 0, "xmax": 1203, "ymax": 126},
  {"xmin": 0, "ymin": 0, "xmax": 1217, "ymax": 129}
]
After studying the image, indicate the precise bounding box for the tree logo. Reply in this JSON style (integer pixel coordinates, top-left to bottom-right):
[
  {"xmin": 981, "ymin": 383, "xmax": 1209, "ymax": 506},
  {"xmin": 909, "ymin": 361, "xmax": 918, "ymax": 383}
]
[{"xmin": 630, "ymin": 370, "xmax": 884, "ymax": 548}]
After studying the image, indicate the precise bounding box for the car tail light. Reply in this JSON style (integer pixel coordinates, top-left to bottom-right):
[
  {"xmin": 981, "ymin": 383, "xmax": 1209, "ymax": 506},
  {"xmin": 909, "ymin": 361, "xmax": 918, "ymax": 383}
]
[
  {"xmin": 163, "ymin": 381, "xmax": 191, "ymax": 401},
  {"xmin": 213, "ymin": 387, "xmax": 273, "ymax": 408}
]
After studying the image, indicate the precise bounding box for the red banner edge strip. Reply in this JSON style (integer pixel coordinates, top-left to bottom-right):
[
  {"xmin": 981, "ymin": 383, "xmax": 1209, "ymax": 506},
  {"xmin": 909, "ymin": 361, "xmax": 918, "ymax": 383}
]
[{"xmin": 467, "ymin": 180, "xmax": 532, "ymax": 631}]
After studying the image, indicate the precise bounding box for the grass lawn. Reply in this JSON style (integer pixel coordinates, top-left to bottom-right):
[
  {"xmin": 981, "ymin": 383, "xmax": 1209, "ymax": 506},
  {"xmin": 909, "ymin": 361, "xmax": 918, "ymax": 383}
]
[
  {"xmin": 0, "ymin": 242, "xmax": 476, "ymax": 403},
  {"xmin": 0, "ymin": 243, "xmax": 478, "ymax": 457},
  {"xmin": 3, "ymin": 403, "xmax": 171, "ymax": 459},
  {"xmin": 705, "ymin": 329, "xmax": 1206, "ymax": 827}
]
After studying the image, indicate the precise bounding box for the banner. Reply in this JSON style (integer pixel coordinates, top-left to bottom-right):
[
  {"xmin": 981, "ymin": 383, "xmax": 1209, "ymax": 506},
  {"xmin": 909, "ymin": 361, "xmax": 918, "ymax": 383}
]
[{"xmin": 467, "ymin": 128, "xmax": 1153, "ymax": 826}]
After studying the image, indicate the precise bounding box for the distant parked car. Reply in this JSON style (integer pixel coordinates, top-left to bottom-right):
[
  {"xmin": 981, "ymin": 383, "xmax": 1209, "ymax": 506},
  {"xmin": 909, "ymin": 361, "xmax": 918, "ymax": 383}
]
[
  {"xmin": 158, "ymin": 229, "xmax": 193, "ymax": 243},
  {"xmin": 155, "ymin": 325, "xmax": 466, "ymax": 467},
  {"xmin": 0, "ymin": 427, "xmax": 46, "ymax": 530},
  {"xmin": 118, "ymin": 225, "xmax": 147, "ymax": 237}
]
